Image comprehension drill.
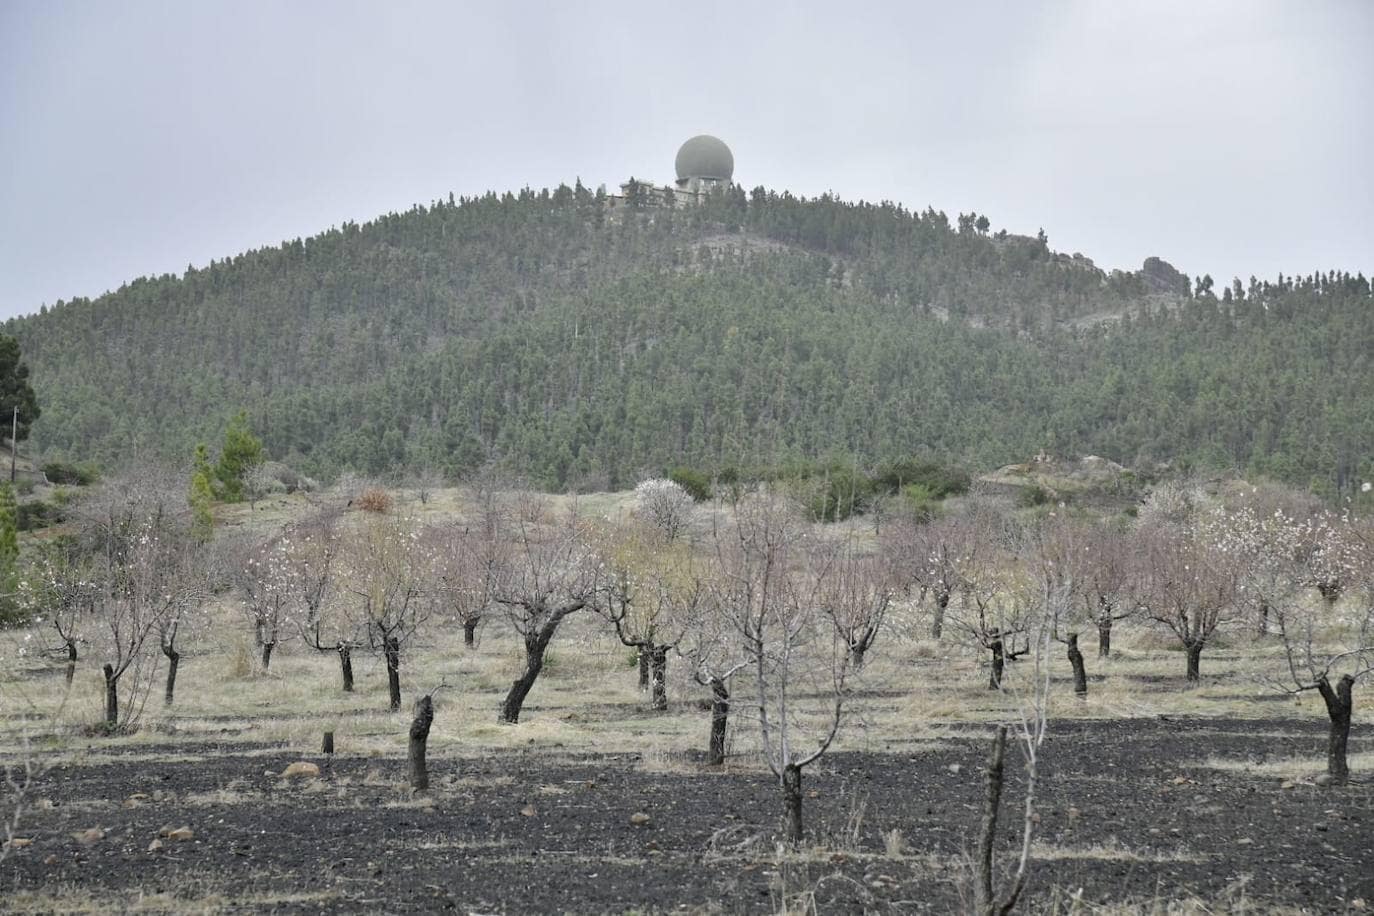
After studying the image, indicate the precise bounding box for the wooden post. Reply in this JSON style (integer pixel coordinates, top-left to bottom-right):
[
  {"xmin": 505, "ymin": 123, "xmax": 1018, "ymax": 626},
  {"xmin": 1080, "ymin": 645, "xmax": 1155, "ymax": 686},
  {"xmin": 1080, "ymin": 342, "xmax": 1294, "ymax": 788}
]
[{"xmin": 322, "ymin": 731, "xmax": 334, "ymax": 755}]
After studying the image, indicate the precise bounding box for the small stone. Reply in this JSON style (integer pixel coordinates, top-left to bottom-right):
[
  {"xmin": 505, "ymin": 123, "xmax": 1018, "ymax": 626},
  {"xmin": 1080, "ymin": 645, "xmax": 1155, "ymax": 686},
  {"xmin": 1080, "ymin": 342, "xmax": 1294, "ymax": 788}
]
[
  {"xmin": 160, "ymin": 826, "xmax": 194, "ymax": 841},
  {"xmin": 72, "ymin": 827, "xmax": 104, "ymax": 845},
  {"xmin": 43, "ymin": 854, "xmax": 58, "ymax": 865},
  {"xmin": 629, "ymin": 812, "xmax": 652, "ymax": 826},
  {"xmin": 520, "ymin": 804, "xmax": 537, "ymax": 817},
  {"xmin": 1237, "ymin": 837, "xmax": 1253, "ymax": 846},
  {"xmin": 123, "ymin": 794, "xmax": 148, "ymax": 809},
  {"xmin": 5, "ymin": 837, "xmax": 32, "ymax": 849},
  {"xmin": 806, "ymin": 790, "xmax": 820, "ymax": 799},
  {"xmin": 147, "ymin": 839, "xmax": 164, "ymax": 852},
  {"xmin": 1280, "ymin": 780, "xmax": 1297, "ymax": 790},
  {"xmin": 1067, "ymin": 806, "xmax": 1081, "ymax": 822},
  {"xmin": 280, "ymin": 761, "xmax": 321, "ymax": 779},
  {"xmin": 1313, "ymin": 774, "xmax": 1334, "ymax": 787},
  {"xmin": 948, "ymin": 764, "xmax": 962, "ymax": 775},
  {"xmin": 1349, "ymin": 898, "xmax": 1365, "ymax": 910},
  {"xmin": 1171, "ymin": 775, "xmax": 1189, "ymax": 785}
]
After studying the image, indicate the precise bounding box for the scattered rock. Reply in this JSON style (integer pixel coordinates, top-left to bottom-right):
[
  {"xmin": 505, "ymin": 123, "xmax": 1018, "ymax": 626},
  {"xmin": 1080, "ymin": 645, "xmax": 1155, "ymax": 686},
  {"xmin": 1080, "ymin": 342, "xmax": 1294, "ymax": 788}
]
[
  {"xmin": 1313, "ymin": 774, "xmax": 1334, "ymax": 787},
  {"xmin": 1280, "ymin": 780, "xmax": 1297, "ymax": 790},
  {"xmin": 72, "ymin": 827, "xmax": 105, "ymax": 845},
  {"xmin": 520, "ymin": 804, "xmax": 537, "ymax": 818},
  {"xmin": 159, "ymin": 825, "xmax": 194, "ymax": 841},
  {"xmin": 948, "ymin": 764, "xmax": 962, "ymax": 775},
  {"xmin": 629, "ymin": 812, "xmax": 652, "ymax": 826},
  {"xmin": 1067, "ymin": 806, "xmax": 1081, "ymax": 823},
  {"xmin": 147, "ymin": 839, "xmax": 164, "ymax": 852},
  {"xmin": 5, "ymin": 837, "xmax": 32, "ymax": 849},
  {"xmin": 806, "ymin": 790, "xmax": 819, "ymax": 799},
  {"xmin": 1237, "ymin": 837, "xmax": 1253, "ymax": 846},
  {"xmin": 280, "ymin": 761, "xmax": 321, "ymax": 779},
  {"xmin": 43, "ymin": 854, "xmax": 58, "ymax": 865},
  {"xmin": 1171, "ymin": 775, "xmax": 1190, "ymax": 785},
  {"xmin": 123, "ymin": 793, "xmax": 149, "ymax": 809}
]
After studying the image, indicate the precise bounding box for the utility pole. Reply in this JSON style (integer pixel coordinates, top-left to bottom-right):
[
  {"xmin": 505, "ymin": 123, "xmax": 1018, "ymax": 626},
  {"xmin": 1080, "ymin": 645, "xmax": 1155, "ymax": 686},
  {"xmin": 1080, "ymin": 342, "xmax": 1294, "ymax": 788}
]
[{"xmin": 9, "ymin": 407, "xmax": 16, "ymax": 483}]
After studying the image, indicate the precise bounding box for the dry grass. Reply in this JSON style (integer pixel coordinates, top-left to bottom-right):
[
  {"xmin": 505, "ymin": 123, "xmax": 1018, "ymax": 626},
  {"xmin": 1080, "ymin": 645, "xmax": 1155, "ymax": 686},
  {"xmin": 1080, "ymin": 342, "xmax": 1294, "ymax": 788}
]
[
  {"xmin": 1201, "ymin": 750, "xmax": 1374, "ymax": 781},
  {"xmin": 1030, "ymin": 838, "xmax": 1205, "ymax": 863}
]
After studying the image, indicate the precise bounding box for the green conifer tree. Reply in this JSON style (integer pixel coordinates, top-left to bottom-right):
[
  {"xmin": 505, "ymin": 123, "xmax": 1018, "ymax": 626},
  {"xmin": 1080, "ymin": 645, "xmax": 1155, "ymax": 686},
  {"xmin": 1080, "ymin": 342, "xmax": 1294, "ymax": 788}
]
[
  {"xmin": 0, "ymin": 483, "xmax": 18, "ymax": 620},
  {"xmin": 214, "ymin": 412, "xmax": 264, "ymax": 503}
]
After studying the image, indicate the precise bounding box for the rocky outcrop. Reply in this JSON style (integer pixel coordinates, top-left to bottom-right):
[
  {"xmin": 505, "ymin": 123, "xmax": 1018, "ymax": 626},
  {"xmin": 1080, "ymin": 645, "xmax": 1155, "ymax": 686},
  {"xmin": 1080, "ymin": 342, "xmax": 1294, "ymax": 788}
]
[{"xmin": 1141, "ymin": 257, "xmax": 1187, "ymax": 295}]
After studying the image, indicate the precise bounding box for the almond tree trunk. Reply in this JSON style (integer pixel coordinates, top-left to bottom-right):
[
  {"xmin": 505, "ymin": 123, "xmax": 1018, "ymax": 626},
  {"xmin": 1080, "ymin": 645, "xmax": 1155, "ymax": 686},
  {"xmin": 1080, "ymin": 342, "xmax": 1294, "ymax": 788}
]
[
  {"xmin": 637, "ymin": 648, "xmax": 650, "ymax": 691},
  {"xmin": 781, "ymin": 763, "xmax": 804, "ymax": 845},
  {"xmin": 1066, "ymin": 633, "xmax": 1087, "ymax": 698},
  {"xmin": 163, "ymin": 646, "xmax": 180, "ymax": 706},
  {"xmin": 65, "ymin": 640, "xmax": 78, "ymax": 687},
  {"xmin": 463, "ymin": 618, "xmax": 480, "ymax": 649},
  {"xmin": 102, "ymin": 663, "xmax": 119, "ymax": 729},
  {"xmin": 338, "ymin": 645, "xmax": 354, "ymax": 692},
  {"xmin": 931, "ymin": 590, "xmax": 950, "ymax": 639},
  {"xmin": 649, "ymin": 646, "xmax": 668, "ymax": 711},
  {"xmin": 1096, "ymin": 618, "xmax": 1112, "ymax": 658},
  {"xmin": 1317, "ymin": 675, "xmax": 1354, "ymax": 784},
  {"xmin": 409, "ymin": 694, "xmax": 434, "ymax": 792},
  {"xmin": 988, "ymin": 638, "xmax": 1005, "ymax": 690},
  {"xmin": 384, "ymin": 636, "xmax": 402, "ymax": 712},
  {"xmin": 1185, "ymin": 641, "xmax": 1203, "ymax": 682},
  {"xmin": 974, "ymin": 725, "xmax": 1009, "ymax": 916},
  {"xmin": 707, "ymin": 677, "xmax": 729, "ymax": 766},
  {"xmin": 260, "ymin": 641, "xmax": 275, "ymax": 673}
]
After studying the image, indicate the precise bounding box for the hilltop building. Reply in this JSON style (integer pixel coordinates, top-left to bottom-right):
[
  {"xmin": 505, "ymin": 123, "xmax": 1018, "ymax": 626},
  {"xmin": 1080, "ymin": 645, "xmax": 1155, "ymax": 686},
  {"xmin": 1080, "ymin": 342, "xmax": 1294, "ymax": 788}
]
[{"xmin": 607, "ymin": 134, "xmax": 735, "ymax": 210}]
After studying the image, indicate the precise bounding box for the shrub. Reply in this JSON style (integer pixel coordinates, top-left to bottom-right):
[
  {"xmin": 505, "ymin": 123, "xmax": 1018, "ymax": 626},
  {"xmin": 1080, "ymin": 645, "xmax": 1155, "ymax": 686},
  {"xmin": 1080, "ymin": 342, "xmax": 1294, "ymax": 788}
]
[
  {"xmin": 800, "ymin": 465, "xmax": 873, "ymax": 523},
  {"xmin": 874, "ymin": 458, "xmax": 970, "ymax": 499},
  {"xmin": 17, "ymin": 500, "xmax": 62, "ymax": 532},
  {"xmin": 1017, "ymin": 484, "xmax": 1052, "ymax": 508},
  {"xmin": 14, "ymin": 478, "xmax": 35, "ymax": 497},
  {"xmin": 901, "ymin": 483, "xmax": 941, "ymax": 522},
  {"xmin": 667, "ymin": 467, "xmax": 713, "ymax": 502},
  {"xmin": 41, "ymin": 461, "xmax": 98, "ymax": 486},
  {"xmin": 357, "ymin": 487, "xmax": 392, "ymax": 513}
]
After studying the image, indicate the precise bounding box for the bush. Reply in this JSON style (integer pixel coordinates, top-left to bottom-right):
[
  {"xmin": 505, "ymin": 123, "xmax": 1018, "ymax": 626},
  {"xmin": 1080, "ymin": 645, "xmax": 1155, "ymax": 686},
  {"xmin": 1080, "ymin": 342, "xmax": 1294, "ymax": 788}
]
[
  {"xmin": 17, "ymin": 500, "xmax": 63, "ymax": 532},
  {"xmin": 41, "ymin": 461, "xmax": 98, "ymax": 486},
  {"xmin": 874, "ymin": 458, "xmax": 970, "ymax": 499},
  {"xmin": 357, "ymin": 487, "xmax": 392, "ymax": 513},
  {"xmin": 901, "ymin": 483, "xmax": 941, "ymax": 522},
  {"xmin": 1017, "ymin": 484, "xmax": 1052, "ymax": 508},
  {"xmin": 667, "ymin": 467, "xmax": 713, "ymax": 502},
  {"xmin": 799, "ymin": 465, "xmax": 873, "ymax": 523}
]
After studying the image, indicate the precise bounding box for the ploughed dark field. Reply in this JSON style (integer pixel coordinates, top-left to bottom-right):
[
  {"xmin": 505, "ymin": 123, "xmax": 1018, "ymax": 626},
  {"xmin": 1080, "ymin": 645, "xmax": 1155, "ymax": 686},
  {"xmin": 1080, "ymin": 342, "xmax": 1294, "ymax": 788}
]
[{"xmin": 3, "ymin": 716, "xmax": 1371, "ymax": 913}]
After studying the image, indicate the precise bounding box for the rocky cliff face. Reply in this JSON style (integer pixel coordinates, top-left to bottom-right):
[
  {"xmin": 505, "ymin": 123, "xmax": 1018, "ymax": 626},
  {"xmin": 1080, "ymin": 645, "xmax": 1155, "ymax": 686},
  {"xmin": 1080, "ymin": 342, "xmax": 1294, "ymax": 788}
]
[{"xmin": 1141, "ymin": 256, "xmax": 1187, "ymax": 295}]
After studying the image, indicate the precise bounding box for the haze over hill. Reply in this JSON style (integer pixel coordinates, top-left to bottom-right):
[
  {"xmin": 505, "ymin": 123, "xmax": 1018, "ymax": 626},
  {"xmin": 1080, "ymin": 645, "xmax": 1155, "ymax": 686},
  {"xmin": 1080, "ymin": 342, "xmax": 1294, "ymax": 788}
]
[{"xmin": 6, "ymin": 177, "xmax": 1372, "ymax": 498}]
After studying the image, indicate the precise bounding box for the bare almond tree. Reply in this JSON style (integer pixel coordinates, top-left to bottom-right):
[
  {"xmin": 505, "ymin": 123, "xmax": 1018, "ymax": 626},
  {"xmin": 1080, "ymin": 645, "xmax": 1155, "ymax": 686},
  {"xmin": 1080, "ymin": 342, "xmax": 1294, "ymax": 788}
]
[
  {"xmin": 493, "ymin": 506, "xmax": 600, "ymax": 724},
  {"xmin": 970, "ymin": 601, "xmax": 1053, "ymax": 916},
  {"xmin": 713, "ymin": 494, "xmax": 855, "ymax": 844},
  {"xmin": 677, "ymin": 590, "xmax": 751, "ymax": 765},
  {"xmin": 286, "ymin": 510, "xmax": 356, "ymax": 690}
]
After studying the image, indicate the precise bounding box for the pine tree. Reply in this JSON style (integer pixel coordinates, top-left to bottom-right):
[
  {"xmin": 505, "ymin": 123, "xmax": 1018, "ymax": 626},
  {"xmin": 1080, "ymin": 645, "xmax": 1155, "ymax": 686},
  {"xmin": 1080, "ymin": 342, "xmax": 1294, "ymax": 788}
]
[
  {"xmin": 0, "ymin": 483, "xmax": 18, "ymax": 619},
  {"xmin": 214, "ymin": 411, "xmax": 264, "ymax": 503}
]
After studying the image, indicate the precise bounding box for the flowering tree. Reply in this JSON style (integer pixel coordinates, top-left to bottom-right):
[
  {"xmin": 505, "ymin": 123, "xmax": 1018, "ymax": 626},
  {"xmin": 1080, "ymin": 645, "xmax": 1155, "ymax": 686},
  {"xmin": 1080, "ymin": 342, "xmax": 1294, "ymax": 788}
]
[
  {"xmin": 340, "ymin": 512, "xmax": 437, "ymax": 711},
  {"xmin": 633, "ymin": 478, "xmax": 695, "ymax": 543},
  {"xmin": 1137, "ymin": 510, "xmax": 1243, "ymax": 682},
  {"xmin": 597, "ymin": 523, "xmax": 703, "ymax": 710},
  {"xmin": 1296, "ymin": 510, "xmax": 1361, "ymax": 608},
  {"xmin": 285, "ymin": 510, "xmax": 355, "ymax": 690},
  {"xmin": 1269, "ymin": 519, "xmax": 1374, "ymax": 783},
  {"xmin": 19, "ymin": 538, "xmax": 94, "ymax": 687},
  {"xmin": 234, "ymin": 534, "xmax": 292, "ymax": 673},
  {"xmin": 73, "ymin": 473, "xmax": 203, "ymax": 728}
]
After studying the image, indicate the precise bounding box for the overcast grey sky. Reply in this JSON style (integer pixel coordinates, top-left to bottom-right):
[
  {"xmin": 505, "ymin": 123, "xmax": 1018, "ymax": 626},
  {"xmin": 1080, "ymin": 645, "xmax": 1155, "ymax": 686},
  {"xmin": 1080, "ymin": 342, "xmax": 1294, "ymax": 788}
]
[{"xmin": 1, "ymin": 0, "xmax": 1370, "ymax": 320}]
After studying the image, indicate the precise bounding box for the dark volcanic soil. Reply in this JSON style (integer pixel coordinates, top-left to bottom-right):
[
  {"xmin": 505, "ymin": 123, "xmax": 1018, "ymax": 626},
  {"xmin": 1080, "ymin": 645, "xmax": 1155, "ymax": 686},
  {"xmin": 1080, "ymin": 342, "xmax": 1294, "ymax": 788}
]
[{"xmin": 3, "ymin": 717, "xmax": 1371, "ymax": 913}]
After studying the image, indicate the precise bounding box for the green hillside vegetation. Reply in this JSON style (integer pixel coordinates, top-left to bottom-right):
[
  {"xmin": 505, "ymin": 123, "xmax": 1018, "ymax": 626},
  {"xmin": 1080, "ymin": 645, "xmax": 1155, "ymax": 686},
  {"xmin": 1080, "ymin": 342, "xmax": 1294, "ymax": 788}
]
[{"xmin": 7, "ymin": 186, "xmax": 1372, "ymax": 497}]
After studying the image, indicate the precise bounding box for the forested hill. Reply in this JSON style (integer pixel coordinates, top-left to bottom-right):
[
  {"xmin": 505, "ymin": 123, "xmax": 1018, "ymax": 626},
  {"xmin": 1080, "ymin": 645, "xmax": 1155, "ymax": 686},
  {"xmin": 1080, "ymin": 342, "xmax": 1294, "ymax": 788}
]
[{"xmin": 7, "ymin": 185, "xmax": 1373, "ymax": 496}]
